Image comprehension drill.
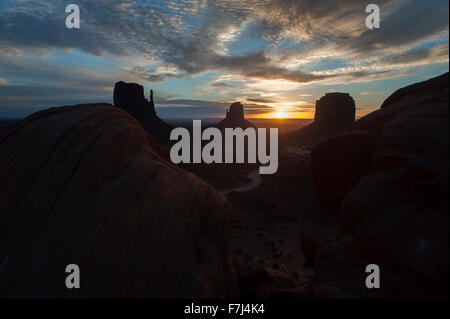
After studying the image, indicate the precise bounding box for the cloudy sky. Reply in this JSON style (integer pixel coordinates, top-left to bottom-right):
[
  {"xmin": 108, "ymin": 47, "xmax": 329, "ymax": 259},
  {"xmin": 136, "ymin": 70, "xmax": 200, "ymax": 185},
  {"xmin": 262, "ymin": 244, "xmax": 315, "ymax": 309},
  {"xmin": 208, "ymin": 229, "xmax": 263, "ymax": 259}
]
[{"xmin": 0, "ymin": 0, "xmax": 448, "ymax": 119}]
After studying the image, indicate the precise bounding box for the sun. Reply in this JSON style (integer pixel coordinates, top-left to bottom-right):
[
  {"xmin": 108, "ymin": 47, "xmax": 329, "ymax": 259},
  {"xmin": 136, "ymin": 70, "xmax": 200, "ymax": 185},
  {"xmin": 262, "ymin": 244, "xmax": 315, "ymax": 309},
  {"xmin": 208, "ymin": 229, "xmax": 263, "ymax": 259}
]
[
  {"xmin": 272, "ymin": 110, "xmax": 288, "ymax": 118},
  {"xmin": 253, "ymin": 102, "xmax": 313, "ymax": 119}
]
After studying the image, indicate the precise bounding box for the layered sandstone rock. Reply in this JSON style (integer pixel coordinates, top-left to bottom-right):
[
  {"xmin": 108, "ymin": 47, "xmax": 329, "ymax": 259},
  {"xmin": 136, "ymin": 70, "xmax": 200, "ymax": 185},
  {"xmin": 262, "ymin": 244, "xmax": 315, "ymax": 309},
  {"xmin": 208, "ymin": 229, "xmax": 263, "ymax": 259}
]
[
  {"xmin": 304, "ymin": 72, "xmax": 449, "ymax": 298},
  {"xmin": 114, "ymin": 81, "xmax": 172, "ymax": 144},
  {"xmin": 0, "ymin": 104, "xmax": 237, "ymax": 298}
]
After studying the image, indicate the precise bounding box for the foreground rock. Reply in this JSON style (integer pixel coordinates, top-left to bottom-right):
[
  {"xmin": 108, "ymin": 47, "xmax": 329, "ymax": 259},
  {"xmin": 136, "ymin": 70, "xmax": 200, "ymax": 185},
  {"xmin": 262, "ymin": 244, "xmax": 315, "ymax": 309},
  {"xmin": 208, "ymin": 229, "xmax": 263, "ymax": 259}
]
[
  {"xmin": 114, "ymin": 81, "xmax": 172, "ymax": 143},
  {"xmin": 305, "ymin": 72, "xmax": 449, "ymax": 298},
  {"xmin": 216, "ymin": 102, "xmax": 255, "ymax": 130},
  {"xmin": 0, "ymin": 104, "xmax": 237, "ymax": 298}
]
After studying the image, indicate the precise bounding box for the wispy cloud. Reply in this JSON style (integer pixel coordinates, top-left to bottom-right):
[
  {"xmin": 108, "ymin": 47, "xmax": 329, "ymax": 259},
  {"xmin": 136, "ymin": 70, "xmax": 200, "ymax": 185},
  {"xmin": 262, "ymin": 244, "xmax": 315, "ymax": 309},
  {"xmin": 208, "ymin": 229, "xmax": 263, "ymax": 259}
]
[
  {"xmin": 360, "ymin": 91, "xmax": 385, "ymax": 96},
  {"xmin": 2, "ymin": 0, "xmax": 448, "ymax": 82},
  {"xmin": 0, "ymin": 0, "xmax": 448, "ymax": 118}
]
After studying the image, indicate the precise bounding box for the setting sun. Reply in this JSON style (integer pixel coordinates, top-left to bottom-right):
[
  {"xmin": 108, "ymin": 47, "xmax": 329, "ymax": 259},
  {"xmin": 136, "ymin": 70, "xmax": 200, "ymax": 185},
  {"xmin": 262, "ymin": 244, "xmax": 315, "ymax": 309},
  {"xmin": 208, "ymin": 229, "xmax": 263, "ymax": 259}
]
[
  {"xmin": 272, "ymin": 110, "xmax": 288, "ymax": 118},
  {"xmin": 244, "ymin": 100, "xmax": 316, "ymax": 119}
]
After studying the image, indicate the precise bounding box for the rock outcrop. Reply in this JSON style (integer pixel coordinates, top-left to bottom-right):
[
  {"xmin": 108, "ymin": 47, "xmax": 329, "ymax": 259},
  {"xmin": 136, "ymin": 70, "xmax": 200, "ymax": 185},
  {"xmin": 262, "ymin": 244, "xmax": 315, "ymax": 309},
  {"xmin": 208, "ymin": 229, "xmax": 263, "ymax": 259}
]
[
  {"xmin": 114, "ymin": 81, "xmax": 156, "ymax": 117},
  {"xmin": 303, "ymin": 72, "xmax": 449, "ymax": 298},
  {"xmin": 0, "ymin": 104, "xmax": 237, "ymax": 298},
  {"xmin": 226, "ymin": 102, "xmax": 245, "ymax": 120},
  {"xmin": 284, "ymin": 93, "xmax": 355, "ymax": 147},
  {"xmin": 216, "ymin": 102, "xmax": 255, "ymax": 130},
  {"xmin": 114, "ymin": 81, "xmax": 172, "ymax": 144},
  {"xmin": 314, "ymin": 93, "xmax": 355, "ymax": 126}
]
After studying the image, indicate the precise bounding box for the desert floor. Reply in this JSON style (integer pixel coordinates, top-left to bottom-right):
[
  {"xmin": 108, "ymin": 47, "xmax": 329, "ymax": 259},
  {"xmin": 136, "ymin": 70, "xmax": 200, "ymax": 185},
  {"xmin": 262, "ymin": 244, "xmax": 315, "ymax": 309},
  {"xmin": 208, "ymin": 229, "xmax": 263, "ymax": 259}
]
[{"xmin": 176, "ymin": 118, "xmax": 318, "ymax": 297}]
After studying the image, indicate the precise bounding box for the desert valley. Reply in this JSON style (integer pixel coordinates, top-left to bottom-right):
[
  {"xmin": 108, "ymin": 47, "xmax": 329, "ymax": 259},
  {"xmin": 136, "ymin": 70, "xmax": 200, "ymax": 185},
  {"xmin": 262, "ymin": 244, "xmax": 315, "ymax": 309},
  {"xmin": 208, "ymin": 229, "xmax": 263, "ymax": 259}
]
[{"xmin": 0, "ymin": 72, "xmax": 447, "ymax": 298}]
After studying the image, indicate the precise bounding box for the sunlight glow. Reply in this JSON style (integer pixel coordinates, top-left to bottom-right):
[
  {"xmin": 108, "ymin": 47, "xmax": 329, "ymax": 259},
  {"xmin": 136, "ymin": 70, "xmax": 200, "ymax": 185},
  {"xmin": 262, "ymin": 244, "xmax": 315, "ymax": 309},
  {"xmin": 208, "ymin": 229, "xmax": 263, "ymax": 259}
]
[
  {"xmin": 254, "ymin": 101, "xmax": 315, "ymax": 119},
  {"xmin": 272, "ymin": 110, "xmax": 289, "ymax": 118},
  {"xmin": 254, "ymin": 110, "xmax": 314, "ymax": 119}
]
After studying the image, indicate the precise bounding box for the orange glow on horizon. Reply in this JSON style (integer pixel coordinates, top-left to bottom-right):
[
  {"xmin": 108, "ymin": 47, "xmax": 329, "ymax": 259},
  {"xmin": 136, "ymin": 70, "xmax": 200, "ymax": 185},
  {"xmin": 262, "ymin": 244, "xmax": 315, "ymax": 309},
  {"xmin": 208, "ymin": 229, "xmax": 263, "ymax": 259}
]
[
  {"xmin": 272, "ymin": 110, "xmax": 289, "ymax": 118},
  {"xmin": 244, "ymin": 100, "xmax": 315, "ymax": 119},
  {"xmin": 246, "ymin": 110, "xmax": 314, "ymax": 119}
]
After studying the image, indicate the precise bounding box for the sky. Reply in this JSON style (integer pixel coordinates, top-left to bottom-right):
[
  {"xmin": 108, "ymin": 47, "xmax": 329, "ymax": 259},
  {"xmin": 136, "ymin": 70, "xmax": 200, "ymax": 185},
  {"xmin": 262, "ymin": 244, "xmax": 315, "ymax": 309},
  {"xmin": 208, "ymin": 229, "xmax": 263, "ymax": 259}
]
[{"xmin": 0, "ymin": 0, "xmax": 448, "ymax": 119}]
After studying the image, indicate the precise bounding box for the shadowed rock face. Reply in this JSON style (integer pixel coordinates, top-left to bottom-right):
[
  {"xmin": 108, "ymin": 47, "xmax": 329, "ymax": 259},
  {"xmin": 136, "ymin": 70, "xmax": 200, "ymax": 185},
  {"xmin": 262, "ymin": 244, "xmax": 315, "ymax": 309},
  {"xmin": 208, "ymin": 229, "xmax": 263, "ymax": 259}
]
[
  {"xmin": 284, "ymin": 93, "xmax": 355, "ymax": 147},
  {"xmin": 0, "ymin": 104, "xmax": 237, "ymax": 298},
  {"xmin": 114, "ymin": 81, "xmax": 172, "ymax": 144},
  {"xmin": 314, "ymin": 93, "xmax": 355, "ymax": 125},
  {"xmin": 114, "ymin": 81, "xmax": 156, "ymax": 116},
  {"xmin": 217, "ymin": 102, "xmax": 255, "ymax": 130},
  {"xmin": 304, "ymin": 72, "xmax": 449, "ymax": 298},
  {"xmin": 226, "ymin": 102, "xmax": 245, "ymax": 120}
]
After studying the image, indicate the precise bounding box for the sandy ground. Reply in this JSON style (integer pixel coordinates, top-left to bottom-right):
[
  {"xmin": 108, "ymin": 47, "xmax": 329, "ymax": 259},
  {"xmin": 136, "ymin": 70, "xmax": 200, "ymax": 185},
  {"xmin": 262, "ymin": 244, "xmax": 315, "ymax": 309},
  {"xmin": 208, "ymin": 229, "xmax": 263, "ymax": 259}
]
[{"xmin": 225, "ymin": 146, "xmax": 317, "ymax": 297}]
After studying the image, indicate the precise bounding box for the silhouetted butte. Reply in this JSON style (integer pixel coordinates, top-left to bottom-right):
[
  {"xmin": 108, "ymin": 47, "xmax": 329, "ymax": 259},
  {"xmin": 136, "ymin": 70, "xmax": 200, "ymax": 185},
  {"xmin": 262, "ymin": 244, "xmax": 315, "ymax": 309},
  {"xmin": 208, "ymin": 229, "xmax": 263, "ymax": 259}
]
[{"xmin": 114, "ymin": 81, "xmax": 172, "ymax": 144}]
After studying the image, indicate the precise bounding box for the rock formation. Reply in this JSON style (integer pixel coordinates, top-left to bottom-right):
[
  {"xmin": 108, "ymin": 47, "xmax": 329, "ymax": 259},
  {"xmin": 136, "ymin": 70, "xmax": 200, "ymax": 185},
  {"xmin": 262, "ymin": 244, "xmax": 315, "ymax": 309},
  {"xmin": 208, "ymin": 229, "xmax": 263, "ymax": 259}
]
[
  {"xmin": 0, "ymin": 103, "xmax": 237, "ymax": 298},
  {"xmin": 314, "ymin": 93, "xmax": 355, "ymax": 126},
  {"xmin": 226, "ymin": 102, "xmax": 244, "ymax": 120},
  {"xmin": 216, "ymin": 102, "xmax": 255, "ymax": 130},
  {"xmin": 114, "ymin": 81, "xmax": 172, "ymax": 144},
  {"xmin": 284, "ymin": 93, "xmax": 355, "ymax": 146},
  {"xmin": 303, "ymin": 72, "xmax": 449, "ymax": 298}
]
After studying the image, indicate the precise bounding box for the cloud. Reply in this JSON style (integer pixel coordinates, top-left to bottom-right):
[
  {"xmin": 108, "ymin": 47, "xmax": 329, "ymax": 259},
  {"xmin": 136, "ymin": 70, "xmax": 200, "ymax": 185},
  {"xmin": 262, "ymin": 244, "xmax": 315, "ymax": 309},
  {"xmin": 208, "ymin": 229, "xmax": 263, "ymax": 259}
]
[
  {"xmin": 0, "ymin": 0, "xmax": 448, "ymax": 118},
  {"xmin": 0, "ymin": 11, "xmax": 123, "ymax": 56},
  {"xmin": 156, "ymin": 98, "xmax": 230, "ymax": 108},
  {"xmin": 345, "ymin": 0, "xmax": 449, "ymax": 54},
  {"xmin": 2, "ymin": 0, "xmax": 446, "ymax": 85},
  {"xmin": 246, "ymin": 98, "xmax": 278, "ymax": 104},
  {"xmin": 210, "ymin": 82, "xmax": 234, "ymax": 88},
  {"xmin": 360, "ymin": 91, "xmax": 385, "ymax": 96},
  {"xmin": 380, "ymin": 43, "xmax": 449, "ymax": 66}
]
